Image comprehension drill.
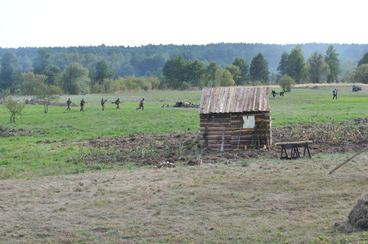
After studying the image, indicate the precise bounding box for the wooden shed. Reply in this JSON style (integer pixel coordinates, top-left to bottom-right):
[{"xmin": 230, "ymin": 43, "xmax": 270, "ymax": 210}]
[{"xmin": 199, "ymin": 87, "xmax": 271, "ymax": 152}]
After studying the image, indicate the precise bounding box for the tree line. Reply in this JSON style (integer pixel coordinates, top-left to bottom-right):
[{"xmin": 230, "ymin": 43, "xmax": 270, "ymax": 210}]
[{"xmin": 1, "ymin": 44, "xmax": 368, "ymax": 94}]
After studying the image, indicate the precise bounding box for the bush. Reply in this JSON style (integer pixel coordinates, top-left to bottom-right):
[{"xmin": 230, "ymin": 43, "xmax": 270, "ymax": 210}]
[
  {"xmin": 354, "ymin": 64, "xmax": 368, "ymax": 84},
  {"xmin": 279, "ymin": 75, "xmax": 295, "ymax": 92},
  {"xmin": 4, "ymin": 97, "xmax": 25, "ymax": 123},
  {"xmin": 110, "ymin": 76, "xmax": 160, "ymax": 91}
]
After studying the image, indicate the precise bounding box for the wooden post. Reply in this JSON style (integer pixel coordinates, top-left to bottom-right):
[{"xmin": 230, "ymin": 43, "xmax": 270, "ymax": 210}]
[{"xmin": 220, "ymin": 130, "xmax": 225, "ymax": 153}]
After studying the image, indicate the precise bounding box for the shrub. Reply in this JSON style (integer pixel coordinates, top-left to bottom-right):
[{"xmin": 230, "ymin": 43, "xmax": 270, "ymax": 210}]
[
  {"xmin": 4, "ymin": 97, "xmax": 25, "ymax": 123},
  {"xmin": 279, "ymin": 75, "xmax": 295, "ymax": 92},
  {"xmin": 110, "ymin": 76, "xmax": 160, "ymax": 91},
  {"xmin": 354, "ymin": 64, "xmax": 368, "ymax": 84}
]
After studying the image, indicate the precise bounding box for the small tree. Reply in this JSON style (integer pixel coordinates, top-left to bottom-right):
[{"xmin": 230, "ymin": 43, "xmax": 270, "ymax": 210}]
[
  {"xmin": 40, "ymin": 85, "xmax": 61, "ymax": 113},
  {"xmin": 354, "ymin": 64, "xmax": 368, "ymax": 84},
  {"xmin": 21, "ymin": 72, "xmax": 61, "ymax": 113},
  {"xmin": 279, "ymin": 75, "xmax": 295, "ymax": 92},
  {"xmin": 4, "ymin": 97, "xmax": 25, "ymax": 123}
]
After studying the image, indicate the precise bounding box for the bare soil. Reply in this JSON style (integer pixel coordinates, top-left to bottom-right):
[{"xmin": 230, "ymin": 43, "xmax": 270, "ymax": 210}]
[
  {"xmin": 80, "ymin": 118, "xmax": 368, "ymax": 166},
  {"xmin": 0, "ymin": 126, "xmax": 41, "ymax": 137}
]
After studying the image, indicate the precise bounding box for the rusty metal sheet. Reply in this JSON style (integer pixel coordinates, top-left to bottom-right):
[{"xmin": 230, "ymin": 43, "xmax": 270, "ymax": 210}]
[{"xmin": 200, "ymin": 87, "xmax": 270, "ymax": 114}]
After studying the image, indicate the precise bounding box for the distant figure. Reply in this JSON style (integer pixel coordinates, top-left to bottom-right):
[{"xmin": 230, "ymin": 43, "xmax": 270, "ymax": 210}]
[
  {"xmin": 332, "ymin": 88, "xmax": 338, "ymax": 100},
  {"xmin": 271, "ymin": 90, "xmax": 277, "ymax": 98},
  {"xmin": 113, "ymin": 98, "xmax": 120, "ymax": 109},
  {"xmin": 80, "ymin": 99, "xmax": 86, "ymax": 112},
  {"xmin": 136, "ymin": 98, "xmax": 144, "ymax": 110},
  {"xmin": 279, "ymin": 91, "xmax": 285, "ymax": 96},
  {"xmin": 101, "ymin": 98, "xmax": 107, "ymax": 111},
  {"xmin": 66, "ymin": 98, "xmax": 72, "ymax": 110},
  {"xmin": 352, "ymin": 84, "xmax": 362, "ymax": 92}
]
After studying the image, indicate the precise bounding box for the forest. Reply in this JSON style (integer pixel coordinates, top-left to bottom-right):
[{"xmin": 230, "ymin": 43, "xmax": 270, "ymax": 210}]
[{"xmin": 1, "ymin": 43, "xmax": 368, "ymax": 94}]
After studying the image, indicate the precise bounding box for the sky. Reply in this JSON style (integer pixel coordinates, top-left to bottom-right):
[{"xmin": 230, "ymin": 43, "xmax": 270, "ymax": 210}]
[{"xmin": 0, "ymin": 0, "xmax": 367, "ymax": 48}]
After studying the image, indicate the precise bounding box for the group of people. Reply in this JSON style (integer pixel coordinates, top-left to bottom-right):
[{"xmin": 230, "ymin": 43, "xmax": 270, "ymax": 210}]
[
  {"xmin": 66, "ymin": 98, "xmax": 145, "ymax": 111},
  {"xmin": 271, "ymin": 90, "xmax": 285, "ymax": 98}
]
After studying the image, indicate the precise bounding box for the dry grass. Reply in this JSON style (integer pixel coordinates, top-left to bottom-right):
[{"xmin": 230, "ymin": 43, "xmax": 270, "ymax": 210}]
[{"xmin": 1, "ymin": 153, "xmax": 368, "ymax": 243}]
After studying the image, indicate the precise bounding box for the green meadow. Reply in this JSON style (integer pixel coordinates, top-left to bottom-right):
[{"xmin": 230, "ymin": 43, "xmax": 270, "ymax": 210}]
[{"xmin": 0, "ymin": 86, "xmax": 367, "ymax": 179}]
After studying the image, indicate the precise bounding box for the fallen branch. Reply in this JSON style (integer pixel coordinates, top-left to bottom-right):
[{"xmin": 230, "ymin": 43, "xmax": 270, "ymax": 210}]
[{"xmin": 328, "ymin": 149, "xmax": 368, "ymax": 175}]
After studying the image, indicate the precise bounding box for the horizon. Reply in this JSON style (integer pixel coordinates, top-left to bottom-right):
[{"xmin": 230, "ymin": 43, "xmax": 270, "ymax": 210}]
[{"xmin": 1, "ymin": 42, "xmax": 368, "ymax": 50}]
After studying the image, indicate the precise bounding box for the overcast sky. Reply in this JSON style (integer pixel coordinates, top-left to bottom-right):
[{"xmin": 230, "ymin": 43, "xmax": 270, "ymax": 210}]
[{"xmin": 0, "ymin": 0, "xmax": 367, "ymax": 48}]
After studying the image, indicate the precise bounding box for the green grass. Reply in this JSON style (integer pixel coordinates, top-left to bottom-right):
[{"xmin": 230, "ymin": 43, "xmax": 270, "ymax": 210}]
[
  {"xmin": 271, "ymin": 86, "xmax": 368, "ymax": 126},
  {"xmin": 0, "ymin": 86, "xmax": 367, "ymax": 179}
]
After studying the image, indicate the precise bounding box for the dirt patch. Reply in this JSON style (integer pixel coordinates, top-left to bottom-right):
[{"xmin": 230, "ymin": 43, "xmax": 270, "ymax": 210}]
[
  {"xmin": 273, "ymin": 118, "xmax": 368, "ymax": 154},
  {"xmin": 0, "ymin": 126, "xmax": 44, "ymax": 137},
  {"xmin": 80, "ymin": 133, "xmax": 260, "ymax": 166},
  {"xmin": 78, "ymin": 119, "xmax": 368, "ymax": 166}
]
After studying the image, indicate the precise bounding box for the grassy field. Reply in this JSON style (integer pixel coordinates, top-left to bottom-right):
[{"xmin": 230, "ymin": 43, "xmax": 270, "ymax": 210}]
[
  {"xmin": 1, "ymin": 154, "xmax": 368, "ymax": 243},
  {"xmin": 0, "ymin": 86, "xmax": 367, "ymax": 179},
  {"xmin": 1, "ymin": 85, "xmax": 368, "ymax": 243}
]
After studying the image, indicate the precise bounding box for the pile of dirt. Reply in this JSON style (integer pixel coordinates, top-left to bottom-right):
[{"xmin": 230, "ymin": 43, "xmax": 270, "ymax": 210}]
[
  {"xmin": 25, "ymin": 97, "xmax": 66, "ymax": 106},
  {"xmin": 81, "ymin": 133, "xmax": 263, "ymax": 166},
  {"xmin": 80, "ymin": 119, "xmax": 368, "ymax": 166},
  {"xmin": 348, "ymin": 193, "xmax": 368, "ymax": 229},
  {"xmin": 335, "ymin": 193, "xmax": 368, "ymax": 233},
  {"xmin": 0, "ymin": 126, "xmax": 36, "ymax": 137},
  {"xmin": 273, "ymin": 118, "xmax": 368, "ymax": 153}
]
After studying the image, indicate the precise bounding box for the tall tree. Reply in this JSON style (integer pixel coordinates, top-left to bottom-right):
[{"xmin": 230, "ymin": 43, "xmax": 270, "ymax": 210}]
[
  {"xmin": 226, "ymin": 64, "xmax": 241, "ymax": 84},
  {"xmin": 308, "ymin": 52, "xmax": 329, "ymax": 83},
  {"xmin": 162, "ymin": 57, "xmax": 187, "ymax": 89},
  {"xmin": 325, "ymin": 45, "xmax": 340, "ymax": 82},
  {"xmin": 92, "ymin": 60, "xmax": 112, "ymax": 84},
  {"xmin": 45, "ymin": 65, "xmax": 61, "ymax": 85},
  {"xmin": 286, "ymin": 47, "xmax": 306, "ymax": 83},
  {"xmin": 62, "ymin": 63, "xmax": 90, "ymax": 94},
  {"xmin": 358, "ymin": 52, "xmax": 368, "ymax": 67},
  {"xmin": 354, "ymin": 64, "xmax": 368, "ymax": 84},
  {"xmin": 203, "ymin": 62, "xmax": 219, "ymax": 87},
  {"xmin": 33, "ymin": 49, "xmax": 50, "ymax": 75},
  {"xmin": 277, "ymin": 52, "xmax": 289, "ymax": 76},
  {"xmin": 250, "ymin": 53, "xmax": 269, "ymax": 82},
  {"xmin": 232, "ymin": 58, "xmax": 249, "ymax": 84},
  {"xmin": 186, "ymin": 60, "xmax": 205, "ymax": 86},
  {"xmin": 0, "ymin": 52, "xmax": 18, "ymax": 90}
]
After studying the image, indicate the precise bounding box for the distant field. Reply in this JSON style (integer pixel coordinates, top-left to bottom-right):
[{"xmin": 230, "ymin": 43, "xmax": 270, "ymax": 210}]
[{"xmin": 0, "ymin": 86, "xmax": 367, "ymax": 179}]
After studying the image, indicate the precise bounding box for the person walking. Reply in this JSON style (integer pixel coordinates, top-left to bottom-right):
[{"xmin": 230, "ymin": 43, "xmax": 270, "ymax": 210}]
[
  {"xmin": 136, "ymin": 98, "xmax": 144, "ymax": 110},
  {"xmin": 80, "ymin": 99, "xmax": 86, "ymax": 111},
  {"xmin": 332, "ymin": 88, "xmax": 338, "ymax": 100},
  {"xmin": 101, "ymin": 98, "xmax": 107, "ymax": 111},
  {"xmin": 113, "ymin": 98, "xmax": 120, "ymax": 109},
  {"xmin": 66, "ymin": 98, "xmax": 72, "ymax": 110}
]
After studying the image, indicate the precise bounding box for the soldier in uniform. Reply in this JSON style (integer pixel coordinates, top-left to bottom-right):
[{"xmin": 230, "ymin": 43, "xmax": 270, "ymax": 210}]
[
  {"xmin": 66, "ymin": 98, "xmax": 72, "ymax": 110},
  {"xmin": 271, "ymin": 90, "xmax": 277, "ymax": 98},
  {"xmin": 136, "ymin": 98, "xmax": 144, "ymax": 110},
  {"xmin": 101, "ymin": 98, "xmax": 107, "ymax": 111},
  {"xmin": 113, "ymin": 98, "xmax": 120, "ymax": 109},
  {"xmin": 80, "ymin": 98, "xmax": 86, "ymax": 112},
  {"xmin": 332, "ymin": 88, "xmax": 338, "ymax": 100}
]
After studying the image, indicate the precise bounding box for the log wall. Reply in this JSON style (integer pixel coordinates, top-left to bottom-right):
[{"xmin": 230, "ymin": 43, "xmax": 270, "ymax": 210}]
[{"xmin": 200, "ymin": 112, "xmax": 271, "ymax": 152}]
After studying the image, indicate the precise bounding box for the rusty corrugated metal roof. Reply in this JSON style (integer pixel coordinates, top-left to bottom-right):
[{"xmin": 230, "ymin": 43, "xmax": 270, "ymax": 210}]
[{"xmin": 200, "ymin": 87, "xmax": 270, "ymax": 114}]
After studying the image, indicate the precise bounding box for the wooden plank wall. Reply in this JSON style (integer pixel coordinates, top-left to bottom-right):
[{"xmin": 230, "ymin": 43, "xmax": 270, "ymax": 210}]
[{"xmin": 200, "ymin": 112, "xmax": 271, "ymax": 152}]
